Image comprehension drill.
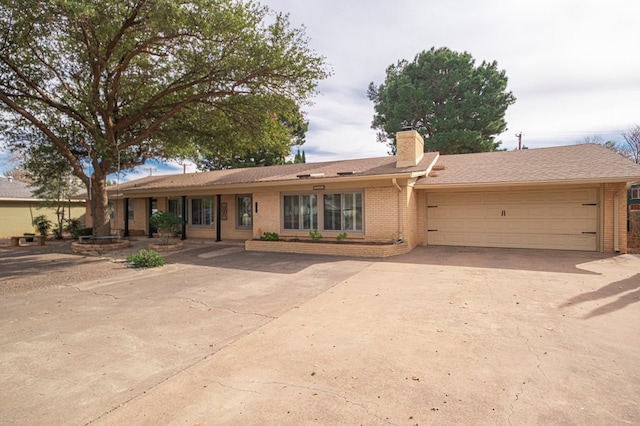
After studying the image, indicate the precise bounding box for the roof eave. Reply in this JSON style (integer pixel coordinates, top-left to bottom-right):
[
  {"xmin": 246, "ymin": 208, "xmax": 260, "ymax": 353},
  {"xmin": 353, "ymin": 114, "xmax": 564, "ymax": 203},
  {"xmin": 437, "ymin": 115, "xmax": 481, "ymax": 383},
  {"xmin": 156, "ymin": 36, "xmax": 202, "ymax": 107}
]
[
  {"xmin": 414, "ymin": 176, "xmax": 640, "ymax": 190},
  {"xmin": 118, "ymin": 171, "xmax": 429, "ymax": 197}
]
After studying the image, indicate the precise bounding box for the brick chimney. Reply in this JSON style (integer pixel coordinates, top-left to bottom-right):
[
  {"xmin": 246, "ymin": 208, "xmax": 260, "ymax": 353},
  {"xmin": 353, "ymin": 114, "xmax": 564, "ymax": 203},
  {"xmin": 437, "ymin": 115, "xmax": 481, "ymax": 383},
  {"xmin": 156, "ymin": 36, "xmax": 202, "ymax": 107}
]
[{"xmin": 396, "ymin": 129, "xmax": 424, "ymax": 167}]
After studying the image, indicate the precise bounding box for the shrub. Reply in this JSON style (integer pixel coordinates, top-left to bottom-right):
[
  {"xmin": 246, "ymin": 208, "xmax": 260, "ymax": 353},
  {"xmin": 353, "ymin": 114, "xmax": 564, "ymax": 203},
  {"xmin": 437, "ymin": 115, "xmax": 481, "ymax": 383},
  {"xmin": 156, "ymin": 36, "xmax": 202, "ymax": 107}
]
[
  {"xmin": 32, "ymin": 215, "xmax": 53, "ymax": 236},
  {"xmin": 261, "ymin": 231, "xmax": 280, "ymax": 241},
  {"xmin": 336, "ymin": 232, "xmax": 348, "ymax": 242},
  {"xmin": 309, "ymin": 229, "xmax": 323, "ymax": 242},
  {"xmin": 150, "ymin": 211, "xmax": 183, "ymax": 244},
  {"xmin": 76, "ymin": 227, "xmax": 93, "ymax": 237},
  {"xmin": 52, "ymin": 228, "xmax": 63, "ymax": 239},
  {"xmin": 126, "ymin": 249, "xmax": 165, "ymax": 268},
  {"xmin": 64, "ymin": 218, "xmax": 88, "ymax": 238}
]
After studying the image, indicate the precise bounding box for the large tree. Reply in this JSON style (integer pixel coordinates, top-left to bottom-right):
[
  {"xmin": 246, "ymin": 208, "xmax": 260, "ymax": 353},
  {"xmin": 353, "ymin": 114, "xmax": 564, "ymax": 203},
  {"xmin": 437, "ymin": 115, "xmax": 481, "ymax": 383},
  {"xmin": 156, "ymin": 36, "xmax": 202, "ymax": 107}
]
[
  {"xmin": 621, "ymin": 124, "xmax": 640, "ymax": 164},
  {"xmin": 0, "ymin": 0, "xmax": 329, "ymax": 236},
  {"xmin": 195, "ymin": 96, "xmax": 309, "ymax": 170},
  {"xmin": 368, "ymin": 47, "xmax": 516, "ymax": 155}
]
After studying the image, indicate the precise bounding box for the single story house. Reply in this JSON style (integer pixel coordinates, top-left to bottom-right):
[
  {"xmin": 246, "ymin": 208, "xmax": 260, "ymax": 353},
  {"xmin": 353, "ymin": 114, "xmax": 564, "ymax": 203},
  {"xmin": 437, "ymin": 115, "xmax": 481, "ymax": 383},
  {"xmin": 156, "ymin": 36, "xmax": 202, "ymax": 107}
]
[
  {"xmin": 89, "ymin": 130, "xmax": 640, "ymax": 256},
  {"xmin": 0, "ymin": 176, "xmax": 86, "ymax": 238}
]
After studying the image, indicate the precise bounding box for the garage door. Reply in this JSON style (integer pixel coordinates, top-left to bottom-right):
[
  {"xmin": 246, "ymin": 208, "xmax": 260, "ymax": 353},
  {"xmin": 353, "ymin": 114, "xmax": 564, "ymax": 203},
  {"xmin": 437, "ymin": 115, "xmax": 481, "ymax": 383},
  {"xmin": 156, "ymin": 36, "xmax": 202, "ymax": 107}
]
[{"xmin": 426, "ymin": 188, "xmax": 598, "ymax": 251}]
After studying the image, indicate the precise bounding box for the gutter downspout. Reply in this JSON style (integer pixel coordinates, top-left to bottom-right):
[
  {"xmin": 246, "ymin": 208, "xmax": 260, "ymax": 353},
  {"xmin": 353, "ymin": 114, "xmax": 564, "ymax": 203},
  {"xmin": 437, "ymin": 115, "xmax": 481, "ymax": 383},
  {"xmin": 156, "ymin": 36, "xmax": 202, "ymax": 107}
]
[
  {"xmin": 613, "ymin": 183, "xmax": 632, "ymax": 253},
  {"xmin": 392, "ymin": 178, "xmax": 403, "ymax": 243}
]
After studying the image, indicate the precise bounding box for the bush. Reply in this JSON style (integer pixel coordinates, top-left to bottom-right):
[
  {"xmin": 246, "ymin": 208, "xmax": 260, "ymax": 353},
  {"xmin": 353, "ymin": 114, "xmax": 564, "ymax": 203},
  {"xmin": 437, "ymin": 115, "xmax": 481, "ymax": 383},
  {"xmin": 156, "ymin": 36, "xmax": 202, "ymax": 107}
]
[
  {"xmin": 336, "ymin": 232, "xmax": 348, "ymax": 242},
  {"xmin": 261, "ymin": 231, "xmax": 280, "ymax": 241},
  {"xmin": 309, "ymin": 229, "xmax": 323, "ymax": 242},
  {"xmin": 32, "ymin": 215, "xmax": 53, "ymax": 236},
  {"xmin": 126, "ymin": 249, "xmax": 165, "ymax": 268},
  {"xmin": 150, "ymin": 211, "xmax": 183, "ymax": 244},
  {"xmin": 65, "ymin": 218, "xmax": 89, "ymax": 238}
]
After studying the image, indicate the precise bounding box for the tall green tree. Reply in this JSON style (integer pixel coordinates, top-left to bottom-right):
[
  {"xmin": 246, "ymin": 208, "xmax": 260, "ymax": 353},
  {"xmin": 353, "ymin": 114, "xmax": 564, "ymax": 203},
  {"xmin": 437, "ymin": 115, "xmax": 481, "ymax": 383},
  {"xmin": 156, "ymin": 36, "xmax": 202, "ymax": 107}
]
[
  {"xmin": 368, "ymin": 47, "xmax": 516, "ymax": 155},
  {"xmin": 195, "ymin": 96, "xmax": 309, "ymax": 170},
  {"xmin": 0, "ymin": 0, "xmax": 329, "ymax": 236}
]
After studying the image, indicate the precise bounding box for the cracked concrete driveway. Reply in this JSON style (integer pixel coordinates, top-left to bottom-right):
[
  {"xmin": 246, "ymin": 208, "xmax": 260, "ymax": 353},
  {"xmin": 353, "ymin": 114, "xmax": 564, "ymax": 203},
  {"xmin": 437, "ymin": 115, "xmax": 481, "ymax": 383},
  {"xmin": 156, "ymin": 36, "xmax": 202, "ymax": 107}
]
[{"xmin": 1, "ymin": 243, "xmax": 639, "ymax": 425}]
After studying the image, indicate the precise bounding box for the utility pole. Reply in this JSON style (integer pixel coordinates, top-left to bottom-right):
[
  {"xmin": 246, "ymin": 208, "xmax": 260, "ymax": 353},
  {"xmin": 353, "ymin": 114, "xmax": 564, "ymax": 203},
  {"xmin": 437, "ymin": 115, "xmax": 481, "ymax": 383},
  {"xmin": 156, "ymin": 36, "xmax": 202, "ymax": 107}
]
[
  {"xmin": 515, "ymin": 132, "xmax": 523, "ymax": 150},
  {"xmin": 145, "ymin": 167, "xmax": 157, "ymax": 176}
]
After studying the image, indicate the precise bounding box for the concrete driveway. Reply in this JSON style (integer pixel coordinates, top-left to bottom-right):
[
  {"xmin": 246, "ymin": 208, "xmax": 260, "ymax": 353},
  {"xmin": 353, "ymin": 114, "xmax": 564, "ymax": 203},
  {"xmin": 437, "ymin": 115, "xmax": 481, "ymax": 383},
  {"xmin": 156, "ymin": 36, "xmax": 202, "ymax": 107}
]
[{"xmin": 1, "ymin": 243, "xmax": 639, "ymax": 425}]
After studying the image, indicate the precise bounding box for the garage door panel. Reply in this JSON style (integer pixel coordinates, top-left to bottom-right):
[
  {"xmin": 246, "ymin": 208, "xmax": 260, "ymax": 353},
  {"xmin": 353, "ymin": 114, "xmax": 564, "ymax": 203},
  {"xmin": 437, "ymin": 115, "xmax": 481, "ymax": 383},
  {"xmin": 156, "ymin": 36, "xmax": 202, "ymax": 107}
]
[{"xmin": 426, "ymin": 188, "xmax": 598, "ymax": 251}]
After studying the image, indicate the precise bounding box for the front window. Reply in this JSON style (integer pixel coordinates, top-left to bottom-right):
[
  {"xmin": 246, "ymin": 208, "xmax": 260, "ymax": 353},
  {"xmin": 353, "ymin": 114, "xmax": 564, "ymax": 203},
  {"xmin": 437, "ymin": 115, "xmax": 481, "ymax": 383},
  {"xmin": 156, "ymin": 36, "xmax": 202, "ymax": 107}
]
[
  {"xmin": 168, "ymin": 199, "xmax": 183, "ymax": 218},
  {"xmin": 127, "ymin": 200, "xmax": 134, "ymax": 220},
  {"xmin": 631, "ymin": 187, "xmax": 640, "ymax": 200},
  {"xmin": 284, "ymin": 194, "xmax": 317, "ymax": 230},
  {"xmin": 323, "ymin": 194, "xmax": 341, "ymax": 230},
  {"xmin": 237, "ymin": 195, "xmax": 252, "ymax": 228},
  {"xmin": 342, "ymin": 192, "xmax": 363, "ymax": 231},
  {"xmin": 283, "ymin": 191, "xmax": 362, "ymax": 232},
  {"xmin": 108, "ymin": 201, "xmax": 115, "ymax": 220},
  {"xmin": 191, "ymin": 198, "xmax": 214, "ymax": 225}
]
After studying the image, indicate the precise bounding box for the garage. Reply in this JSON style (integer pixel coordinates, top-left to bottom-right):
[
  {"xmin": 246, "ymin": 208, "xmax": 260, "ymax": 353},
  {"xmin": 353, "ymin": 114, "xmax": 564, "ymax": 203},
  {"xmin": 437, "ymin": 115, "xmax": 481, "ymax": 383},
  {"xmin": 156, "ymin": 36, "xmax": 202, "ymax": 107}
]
[{"xmin": 426, "ymin": 187, "xmax": 598, "ymax": 251}]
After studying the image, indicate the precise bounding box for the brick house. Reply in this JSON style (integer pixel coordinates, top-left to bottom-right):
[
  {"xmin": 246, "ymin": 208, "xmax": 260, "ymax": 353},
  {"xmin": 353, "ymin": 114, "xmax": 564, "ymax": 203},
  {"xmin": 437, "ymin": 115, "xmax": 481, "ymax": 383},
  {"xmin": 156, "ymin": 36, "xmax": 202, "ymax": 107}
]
[{"xmin": 87, "ymin": 130, "xmax": 640, "ymax": 256}]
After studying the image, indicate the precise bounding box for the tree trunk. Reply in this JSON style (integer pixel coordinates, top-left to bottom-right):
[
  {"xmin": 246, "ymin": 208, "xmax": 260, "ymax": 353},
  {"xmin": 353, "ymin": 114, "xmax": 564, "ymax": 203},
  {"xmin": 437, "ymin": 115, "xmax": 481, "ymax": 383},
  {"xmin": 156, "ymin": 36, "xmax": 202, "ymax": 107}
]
[{"xmin": 90, "ymin": 174, "xmax": 111, "ymax": 237}]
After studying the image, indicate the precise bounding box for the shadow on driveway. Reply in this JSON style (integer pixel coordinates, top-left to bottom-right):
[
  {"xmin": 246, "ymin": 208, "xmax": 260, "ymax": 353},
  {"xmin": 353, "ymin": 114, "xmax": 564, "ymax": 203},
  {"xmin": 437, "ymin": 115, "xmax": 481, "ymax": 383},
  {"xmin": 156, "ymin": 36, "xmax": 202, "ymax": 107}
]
[
  {"xmin": 385, "ymin": 245, "xmax": 612, "ymax": 275},
  {"xmin": 560, "ymin": 273, "xmax": 640, "ymax": 318},
  {"xmin": 164, "ymin": 244, "xmax": 370, "ymax": 275}
]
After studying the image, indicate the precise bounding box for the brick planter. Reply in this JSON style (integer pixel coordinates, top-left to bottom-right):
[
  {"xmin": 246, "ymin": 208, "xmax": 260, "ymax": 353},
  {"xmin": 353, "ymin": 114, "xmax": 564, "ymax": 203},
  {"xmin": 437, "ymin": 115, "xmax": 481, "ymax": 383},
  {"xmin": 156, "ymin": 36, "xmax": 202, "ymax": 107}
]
[
  {"xmin": 148, "ymin": 242, "xmax": 184, "ymax": 252},
  {"xmin": 71, "ymin": 239, "xmax": 131, "ymax": 253},
  {"xmin": 245, "ymin": 239, "xmax": 410, "ymax": 258}
]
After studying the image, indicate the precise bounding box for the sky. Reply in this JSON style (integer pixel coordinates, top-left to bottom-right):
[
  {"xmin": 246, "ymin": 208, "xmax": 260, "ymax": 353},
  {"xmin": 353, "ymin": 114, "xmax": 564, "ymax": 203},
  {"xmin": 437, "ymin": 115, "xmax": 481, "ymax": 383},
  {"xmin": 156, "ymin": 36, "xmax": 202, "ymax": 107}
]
[
  {"xmin": 260, "ymin": 0, "xmax": 640, "ymax": 161},
  {"xmin": 1, "ymin": 0, "xmax": 639, "ymax": 180}
]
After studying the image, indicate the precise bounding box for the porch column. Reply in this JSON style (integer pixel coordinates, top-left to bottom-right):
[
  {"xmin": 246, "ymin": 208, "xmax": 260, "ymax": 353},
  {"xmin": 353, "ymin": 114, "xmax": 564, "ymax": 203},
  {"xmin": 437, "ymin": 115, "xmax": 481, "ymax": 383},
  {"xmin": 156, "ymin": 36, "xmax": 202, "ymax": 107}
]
[
  {"xmin": 148, "ymin": 197, "xmax": 153, "ymax": 238},
  {"xmin": 216, "ymin": 194, "xmax": 221, "ymax": 242},
  {"xmin": 123, "ymin": 198, "xmax": 130, "ymax": 237},
  {"xmin": 181, "ymin": 196, "xmax": 187, "ymax": 240}
]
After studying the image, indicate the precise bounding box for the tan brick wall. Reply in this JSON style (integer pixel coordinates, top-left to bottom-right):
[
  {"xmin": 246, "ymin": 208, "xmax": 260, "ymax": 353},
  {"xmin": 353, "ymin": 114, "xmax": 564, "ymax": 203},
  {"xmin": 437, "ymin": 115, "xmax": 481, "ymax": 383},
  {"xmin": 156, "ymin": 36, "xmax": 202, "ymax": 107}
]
[
  {"xmin": 603, "ymin": 183, "xmax": 628, "ymax": 253},
  {"xmin": 396, "ymin": 130, "xmax": 424, "ymax": 167},
  {"xmin": 365, "ymin": 186, "xmax": 399, "ymax": 241},
  {"xmin": 414, "ymin": 190, "xmax": 426, "ymax": 245},
  {"xmin": 220, "ymin": 194, "xmax": 253, "ymax": 240},
  {"xmin": 246, "ymin": 239, "xmax": 411, "ymax": 258},
  {"xmin": 253, "ymin": 191, "xmax": 280, "ymax": 238},
  {"xmin": 402, "ymin": 184, "xmax": 421, "ymax": 250}
]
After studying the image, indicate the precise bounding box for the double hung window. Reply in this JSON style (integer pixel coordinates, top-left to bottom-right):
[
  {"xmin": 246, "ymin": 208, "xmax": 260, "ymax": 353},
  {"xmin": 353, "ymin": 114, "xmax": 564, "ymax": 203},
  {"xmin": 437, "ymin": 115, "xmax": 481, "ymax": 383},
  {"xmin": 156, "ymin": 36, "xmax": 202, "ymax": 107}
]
[
  {"xmin": 191, "ymin": 198, "xmax": 213, "ymax": 225},
  {"xmin": 168, "ymin": 199, "xmax": 183, "ymax": 218}
]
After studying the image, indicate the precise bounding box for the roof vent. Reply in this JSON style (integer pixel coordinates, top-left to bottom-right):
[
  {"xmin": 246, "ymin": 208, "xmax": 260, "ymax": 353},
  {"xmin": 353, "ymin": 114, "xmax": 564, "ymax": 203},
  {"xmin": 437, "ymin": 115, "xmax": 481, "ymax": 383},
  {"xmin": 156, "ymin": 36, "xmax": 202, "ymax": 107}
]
[
  {"xmin": 337, "ymin": 171, "xmax": 357, "ymax": 176},
  {"xmin": 296, "ymin": 173, "xmax": 325, "ymax": 179}
]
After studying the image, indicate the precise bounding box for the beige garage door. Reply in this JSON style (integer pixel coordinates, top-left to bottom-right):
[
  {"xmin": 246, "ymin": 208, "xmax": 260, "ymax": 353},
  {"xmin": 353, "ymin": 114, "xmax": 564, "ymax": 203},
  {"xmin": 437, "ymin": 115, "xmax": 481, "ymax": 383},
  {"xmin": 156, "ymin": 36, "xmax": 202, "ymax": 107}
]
[{"xmin": 426, "ymin": 187, "xmax": 598, "ymax": 251}]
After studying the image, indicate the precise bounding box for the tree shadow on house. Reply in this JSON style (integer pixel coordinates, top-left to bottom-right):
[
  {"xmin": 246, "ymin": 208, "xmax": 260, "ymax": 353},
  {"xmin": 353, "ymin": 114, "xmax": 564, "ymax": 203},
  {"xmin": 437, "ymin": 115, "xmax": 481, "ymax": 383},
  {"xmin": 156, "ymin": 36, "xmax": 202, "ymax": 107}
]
[
  {"xmin": 559, "ymin": 273, "xmax": 640, "ymax": 318},
  {"xmin": 385, "ymin": 246, "xmax": 610, "ymax": 275}
]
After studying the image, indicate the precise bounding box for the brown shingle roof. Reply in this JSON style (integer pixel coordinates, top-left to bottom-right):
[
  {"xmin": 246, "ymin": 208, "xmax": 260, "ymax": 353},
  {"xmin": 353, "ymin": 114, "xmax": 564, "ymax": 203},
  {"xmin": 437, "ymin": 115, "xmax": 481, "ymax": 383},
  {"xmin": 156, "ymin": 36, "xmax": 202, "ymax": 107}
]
[
  {"xmin": 116, "ymin": 153, "xmax": 438, "ymax": 195},
  {"xmin": 416, "ymin": 144, "xmax": 640, "ymax": 187}
]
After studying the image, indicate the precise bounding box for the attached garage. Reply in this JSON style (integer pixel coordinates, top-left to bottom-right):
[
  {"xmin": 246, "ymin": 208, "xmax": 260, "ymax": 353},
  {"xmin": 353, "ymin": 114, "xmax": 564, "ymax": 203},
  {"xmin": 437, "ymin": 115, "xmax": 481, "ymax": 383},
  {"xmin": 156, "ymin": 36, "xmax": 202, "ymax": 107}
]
[{"xmin": 426, "ymin": 187, "xmax": 598, "ymax": 251}]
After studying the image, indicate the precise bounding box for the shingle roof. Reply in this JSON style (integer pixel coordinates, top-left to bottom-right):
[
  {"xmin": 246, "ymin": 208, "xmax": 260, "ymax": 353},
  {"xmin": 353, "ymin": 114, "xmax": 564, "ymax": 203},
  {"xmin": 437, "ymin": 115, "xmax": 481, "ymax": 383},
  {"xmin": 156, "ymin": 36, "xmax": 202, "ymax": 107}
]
[
  {"xmin": 416, "ymin": 144, "xmax": 640, "ymax": 187},
  {"xmin": 116, "ymin": 153, "xmax": 438, "ymax": 195},
  {"xmin": 0, "ymin": 177, "xmax": 37, "ymax": 199}
]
